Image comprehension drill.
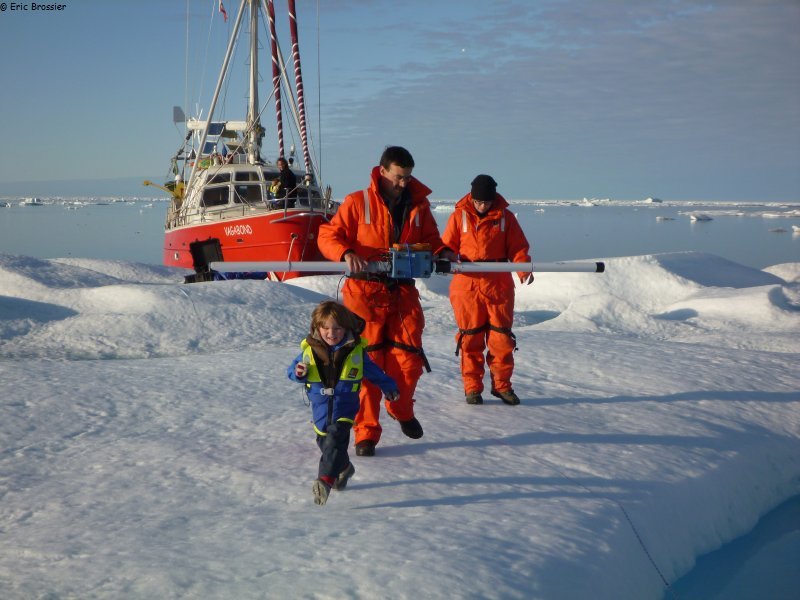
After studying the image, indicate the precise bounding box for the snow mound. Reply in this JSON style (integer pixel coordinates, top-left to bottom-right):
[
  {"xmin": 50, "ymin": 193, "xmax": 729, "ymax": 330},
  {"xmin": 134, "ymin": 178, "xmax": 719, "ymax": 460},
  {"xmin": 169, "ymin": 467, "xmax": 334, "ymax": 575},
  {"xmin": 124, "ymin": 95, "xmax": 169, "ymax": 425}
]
[
  {"xmin": 0, "ymin": 255, "xmax": 331, "ymax": 359},
  {"xmin": 514, "ymin": 253, "xmax": 799, "ymax": 352}
]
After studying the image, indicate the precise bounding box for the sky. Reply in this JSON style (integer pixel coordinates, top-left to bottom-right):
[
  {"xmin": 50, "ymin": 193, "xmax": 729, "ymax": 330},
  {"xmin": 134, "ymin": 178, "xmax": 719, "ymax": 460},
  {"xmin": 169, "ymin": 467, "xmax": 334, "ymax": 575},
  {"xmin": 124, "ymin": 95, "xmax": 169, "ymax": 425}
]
[
  {"xmin": 0, "ymin": 0, "xmax": 799, "ymax": 201},
  {"xmin": 1, "ymin": 251, "xmax": 799, "ymax": 598}
]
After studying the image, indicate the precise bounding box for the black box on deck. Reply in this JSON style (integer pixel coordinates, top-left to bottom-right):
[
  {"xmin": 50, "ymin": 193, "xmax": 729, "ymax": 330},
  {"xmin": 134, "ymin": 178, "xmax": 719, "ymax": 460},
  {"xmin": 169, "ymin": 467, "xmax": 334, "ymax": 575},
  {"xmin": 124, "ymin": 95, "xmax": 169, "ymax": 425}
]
[{"xmin": 185, "ymin": 239, "xmax": 223, "ymax": 283}]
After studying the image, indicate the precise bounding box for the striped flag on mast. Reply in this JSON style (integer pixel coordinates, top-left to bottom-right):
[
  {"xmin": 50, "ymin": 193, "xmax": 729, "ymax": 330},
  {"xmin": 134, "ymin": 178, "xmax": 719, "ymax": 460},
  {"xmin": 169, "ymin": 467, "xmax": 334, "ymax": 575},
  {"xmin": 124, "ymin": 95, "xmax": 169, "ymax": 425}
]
[{"xmin": 219, "ymin": 1, "xmax": 228, "ymax": 22}]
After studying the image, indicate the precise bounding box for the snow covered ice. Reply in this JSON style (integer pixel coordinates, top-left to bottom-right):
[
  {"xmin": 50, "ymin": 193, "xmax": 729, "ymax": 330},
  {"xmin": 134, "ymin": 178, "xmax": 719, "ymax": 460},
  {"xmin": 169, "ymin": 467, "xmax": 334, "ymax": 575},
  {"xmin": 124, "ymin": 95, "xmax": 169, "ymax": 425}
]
[{"xmin": 1, "ymin": 251, "xmax": 798, "ymax": 599}]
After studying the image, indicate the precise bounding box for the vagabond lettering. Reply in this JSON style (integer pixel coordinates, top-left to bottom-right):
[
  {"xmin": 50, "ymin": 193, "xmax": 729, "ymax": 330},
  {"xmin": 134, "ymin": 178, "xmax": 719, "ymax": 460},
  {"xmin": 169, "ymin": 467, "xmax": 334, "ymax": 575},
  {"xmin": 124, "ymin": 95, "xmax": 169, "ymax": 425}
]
[{"xmin": 224, "ymin": 224, "xmax": 253, "ymax": 236}]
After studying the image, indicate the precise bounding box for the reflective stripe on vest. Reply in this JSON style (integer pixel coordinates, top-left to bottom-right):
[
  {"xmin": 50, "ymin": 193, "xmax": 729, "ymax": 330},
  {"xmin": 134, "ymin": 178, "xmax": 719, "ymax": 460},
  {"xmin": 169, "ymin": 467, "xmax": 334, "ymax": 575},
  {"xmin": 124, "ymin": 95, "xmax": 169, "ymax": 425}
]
[
  {"xmin": 461, "ymin": 209, "xmax": 506, "ymax": 232},
  {"xmin": 362, "ymin": 189, "xmax": 370, "ymax": 225},
  {"xmin": 364, "ymin": 189, "xmax": 420, "ymax": 229}
]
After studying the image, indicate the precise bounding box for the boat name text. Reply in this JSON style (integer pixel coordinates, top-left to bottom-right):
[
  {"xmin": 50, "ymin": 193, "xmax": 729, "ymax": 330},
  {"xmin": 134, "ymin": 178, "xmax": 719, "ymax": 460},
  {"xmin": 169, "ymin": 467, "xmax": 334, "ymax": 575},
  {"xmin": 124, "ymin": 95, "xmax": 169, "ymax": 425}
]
[{"xmin": 224, "ymin": 224, "xmax": 254, "ymax": 237}]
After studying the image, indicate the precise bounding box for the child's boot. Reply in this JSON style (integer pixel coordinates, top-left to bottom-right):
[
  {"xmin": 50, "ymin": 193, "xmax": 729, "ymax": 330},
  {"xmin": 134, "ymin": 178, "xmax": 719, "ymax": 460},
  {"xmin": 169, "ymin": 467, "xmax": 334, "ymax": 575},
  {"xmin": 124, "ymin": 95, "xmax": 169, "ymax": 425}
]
[
  {"xmin": 332, "ymin": 463, "xmax": 355, "ymax": 491},
  {"xmin": 313, "ymin": 476, "xmax": 334, "ymax": 506}
]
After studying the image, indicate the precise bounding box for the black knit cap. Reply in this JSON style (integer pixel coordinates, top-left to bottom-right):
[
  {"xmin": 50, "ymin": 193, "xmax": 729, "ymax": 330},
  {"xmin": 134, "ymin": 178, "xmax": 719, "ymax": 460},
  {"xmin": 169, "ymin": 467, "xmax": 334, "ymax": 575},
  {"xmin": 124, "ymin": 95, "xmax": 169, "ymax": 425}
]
[{"xmin": 470, "ymin": 174, "xmax": 497, "ymax": 202}]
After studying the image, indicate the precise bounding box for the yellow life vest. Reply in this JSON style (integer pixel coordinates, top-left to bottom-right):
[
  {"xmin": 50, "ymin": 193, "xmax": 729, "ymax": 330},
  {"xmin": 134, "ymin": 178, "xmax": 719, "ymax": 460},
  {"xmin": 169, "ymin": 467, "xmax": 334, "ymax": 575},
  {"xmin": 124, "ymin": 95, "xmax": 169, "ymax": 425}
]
[{"xmin": 300, "ymin": 337, "xmax": 367, "ymax": 392}]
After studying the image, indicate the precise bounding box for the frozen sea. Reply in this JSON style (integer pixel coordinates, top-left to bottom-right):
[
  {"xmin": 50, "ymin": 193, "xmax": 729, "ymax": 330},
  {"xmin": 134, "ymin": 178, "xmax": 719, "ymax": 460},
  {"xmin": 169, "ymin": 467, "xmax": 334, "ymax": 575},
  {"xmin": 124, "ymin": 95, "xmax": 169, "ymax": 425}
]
[
  {"xmin": 0, "ymin": 194, "xmax": 799, "ymax": 599},
  {"xmin": 0, "ymin": 196, "xmax": 798, "ymax": 268}
]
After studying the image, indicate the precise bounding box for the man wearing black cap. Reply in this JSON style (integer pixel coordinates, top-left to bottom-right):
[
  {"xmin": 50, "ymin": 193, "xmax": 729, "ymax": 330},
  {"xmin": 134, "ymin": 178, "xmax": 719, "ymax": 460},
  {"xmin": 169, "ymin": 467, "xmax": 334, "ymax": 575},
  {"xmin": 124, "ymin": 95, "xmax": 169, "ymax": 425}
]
[{"xmin": 442, "ymin": 175, "xmax": 532, "ymax": 405}]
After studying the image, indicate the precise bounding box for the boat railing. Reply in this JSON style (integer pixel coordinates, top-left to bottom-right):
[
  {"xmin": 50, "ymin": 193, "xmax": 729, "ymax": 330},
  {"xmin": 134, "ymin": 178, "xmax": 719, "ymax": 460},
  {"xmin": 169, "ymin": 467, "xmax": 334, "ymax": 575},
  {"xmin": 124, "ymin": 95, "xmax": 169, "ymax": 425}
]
[{"xmin": 165, "ymin": 188, "xmax": 336, "ymax": 229}]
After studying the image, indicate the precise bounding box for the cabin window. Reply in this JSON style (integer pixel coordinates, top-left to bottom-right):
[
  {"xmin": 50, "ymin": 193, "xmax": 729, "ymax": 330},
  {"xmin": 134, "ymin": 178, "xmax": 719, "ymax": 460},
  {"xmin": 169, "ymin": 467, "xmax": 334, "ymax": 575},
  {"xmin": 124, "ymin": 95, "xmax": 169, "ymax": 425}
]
[
  {"xmin": 233, "ymin": 184, "xmax": 263, "ymax": 204},
  {"xmin": 202, "ymin": 186, "xmax": 229, "ymax": 207},
  {"xmin": 208, "ymin": 173, "xmax": 231, "ymax": 185},
  {"xmin": 235, "ymin": 171, "xmax": 261, "ymax": 182}
]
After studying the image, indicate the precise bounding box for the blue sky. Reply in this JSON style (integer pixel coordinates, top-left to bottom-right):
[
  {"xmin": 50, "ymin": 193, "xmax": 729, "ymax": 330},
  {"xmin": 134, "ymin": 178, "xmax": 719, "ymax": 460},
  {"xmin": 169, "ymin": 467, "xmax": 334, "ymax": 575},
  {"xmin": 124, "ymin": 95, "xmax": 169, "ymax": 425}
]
[{"xmin": 0, "ymin": 0, "xmax": 798, "ymax": 201}]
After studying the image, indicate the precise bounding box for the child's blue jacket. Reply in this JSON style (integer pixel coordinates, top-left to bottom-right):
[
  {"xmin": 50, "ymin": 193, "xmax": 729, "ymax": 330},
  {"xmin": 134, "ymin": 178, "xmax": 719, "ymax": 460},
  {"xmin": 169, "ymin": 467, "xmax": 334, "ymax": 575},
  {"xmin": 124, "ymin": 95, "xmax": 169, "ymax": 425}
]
[{"xmin": 288, "ymin": 331, "xmax": 397, "ymax": 435}]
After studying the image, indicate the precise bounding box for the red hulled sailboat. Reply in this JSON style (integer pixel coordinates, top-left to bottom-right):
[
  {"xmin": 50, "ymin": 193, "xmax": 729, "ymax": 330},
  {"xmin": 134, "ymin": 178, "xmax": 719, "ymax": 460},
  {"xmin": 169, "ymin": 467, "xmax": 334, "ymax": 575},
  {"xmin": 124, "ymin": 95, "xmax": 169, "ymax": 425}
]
[{"xmin": 149, "ymin": 0, "xmax": 337, "ymax": 281}]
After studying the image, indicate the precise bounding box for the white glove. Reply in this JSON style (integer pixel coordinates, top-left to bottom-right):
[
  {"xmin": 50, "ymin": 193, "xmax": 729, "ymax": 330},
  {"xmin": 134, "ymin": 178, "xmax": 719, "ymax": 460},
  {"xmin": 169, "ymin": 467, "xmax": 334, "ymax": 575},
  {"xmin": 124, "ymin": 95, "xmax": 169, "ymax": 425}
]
[
  {"xmin": 385, "ymin": 389, "xmax": 400, "ymax": 402},
  {"xmin": 295, "ymin": 362, "xmax": 308, "ymax": 378}
]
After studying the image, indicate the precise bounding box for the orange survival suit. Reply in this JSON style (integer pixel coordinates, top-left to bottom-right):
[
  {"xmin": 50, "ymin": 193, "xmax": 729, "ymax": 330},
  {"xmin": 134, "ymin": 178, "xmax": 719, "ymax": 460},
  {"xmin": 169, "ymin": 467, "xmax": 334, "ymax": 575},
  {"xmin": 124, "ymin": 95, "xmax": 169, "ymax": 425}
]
[
  {"xmin": 441, "ymin": 192, "xmax": 531, "ymax": 396},
  {"xmin": 317, "ymin": 166, "xmax": 449, "ymax": 446}
]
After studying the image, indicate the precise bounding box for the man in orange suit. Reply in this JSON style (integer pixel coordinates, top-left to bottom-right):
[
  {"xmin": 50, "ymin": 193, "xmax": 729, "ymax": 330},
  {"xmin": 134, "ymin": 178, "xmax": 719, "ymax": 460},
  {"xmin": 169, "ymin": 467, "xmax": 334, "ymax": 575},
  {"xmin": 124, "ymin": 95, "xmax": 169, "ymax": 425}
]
[{"xmin": 317, "ymin": 146, "xmax": 455, "ymax": 456}]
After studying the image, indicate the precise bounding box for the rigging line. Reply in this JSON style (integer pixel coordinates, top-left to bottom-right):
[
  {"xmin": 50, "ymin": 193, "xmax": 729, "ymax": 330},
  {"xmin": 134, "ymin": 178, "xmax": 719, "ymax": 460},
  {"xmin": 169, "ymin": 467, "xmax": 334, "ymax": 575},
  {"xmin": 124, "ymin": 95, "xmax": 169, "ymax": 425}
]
[
  {"xmin": 259, "ymin": 3, "xmax": 290, "ymax": 160},
  {"xmin": 292, "ymin": 3, "xmax": 323, "ymax": 184},
  {"xmin": 184, "ymin": 0, "xmax": 190, "ymax": 131},
  {"xmin": 196, "ymin": 0, "xmax": 219, "ymax": 118},
  {"xmin": 197, "ymin": 84, "xmax": 278, "ymax": 189},
  {"xmin": 242, "ymin": 0, "xmax": 298, "ymax": 164},
  {"xmin": 220, "ymin": 1, "xmax": 250, "ymax": 123},
  {"xmin": 265, "ymin": 0, "xmax": 285, "ymax": 159},
  {"xmin": 262, "ymin": 5, "xmax": 314, "ymax": 172},
  {"xmin": 186, "ymin": 0, "xmax": 248, "ymax": 193},
  {"xmin": 336, "ymin": 274, "xmax": 346, "ymax": 304},
  {"xmin": 316, "ymin": 0, "xmax": 322, "ymax": 182},
  {"xmin": 275, "ymin": 45, "xmax": 320, "ymax": 179}
]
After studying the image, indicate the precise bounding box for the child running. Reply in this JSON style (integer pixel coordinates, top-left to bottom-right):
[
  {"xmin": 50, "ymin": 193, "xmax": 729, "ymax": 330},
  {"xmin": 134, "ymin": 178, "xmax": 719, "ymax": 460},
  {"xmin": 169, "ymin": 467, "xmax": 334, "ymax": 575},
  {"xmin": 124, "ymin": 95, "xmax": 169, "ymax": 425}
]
[{"xmin": 288, "ymin": 300, "xmax": 399, "ymax": 506}]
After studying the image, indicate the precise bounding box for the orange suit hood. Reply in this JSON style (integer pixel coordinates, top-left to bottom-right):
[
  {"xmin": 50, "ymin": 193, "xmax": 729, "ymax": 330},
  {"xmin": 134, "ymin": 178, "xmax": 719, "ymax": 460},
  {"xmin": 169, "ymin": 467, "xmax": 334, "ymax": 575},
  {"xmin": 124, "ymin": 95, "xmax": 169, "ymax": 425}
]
[
  {"xmin": 318, "ymin": 166, "xmax": 447, "ymax": 262},
  {"xmin": 442, "ymin": 192, "xmax": 531, "ymax": 282}
]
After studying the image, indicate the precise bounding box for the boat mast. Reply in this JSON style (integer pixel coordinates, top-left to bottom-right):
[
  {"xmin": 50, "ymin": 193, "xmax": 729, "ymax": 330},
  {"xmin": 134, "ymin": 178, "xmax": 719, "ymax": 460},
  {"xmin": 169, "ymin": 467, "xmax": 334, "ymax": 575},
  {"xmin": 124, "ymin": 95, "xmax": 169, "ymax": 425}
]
[
  {"xmin": 266, "ymin": 0, "xmax": 285, "ymax": 160},
  {"xmin": 287, "ymin": 0, "xmax": 312, "ymax": 175},
  {"xmin": 246, "ymin": 0, "xmax": 262, "ymax": 164}
]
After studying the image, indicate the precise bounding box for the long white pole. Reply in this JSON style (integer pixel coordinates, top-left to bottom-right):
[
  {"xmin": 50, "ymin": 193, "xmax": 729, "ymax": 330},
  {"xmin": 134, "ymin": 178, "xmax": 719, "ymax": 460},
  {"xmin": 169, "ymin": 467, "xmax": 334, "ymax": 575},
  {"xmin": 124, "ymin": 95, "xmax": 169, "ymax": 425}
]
[
  {"xmin": 449, "ymin": 261, "xmax": 605, "ymax": 274},
  {"xmin": 208, "ymin": 260, "xmax": 606, "ymax": 274}
]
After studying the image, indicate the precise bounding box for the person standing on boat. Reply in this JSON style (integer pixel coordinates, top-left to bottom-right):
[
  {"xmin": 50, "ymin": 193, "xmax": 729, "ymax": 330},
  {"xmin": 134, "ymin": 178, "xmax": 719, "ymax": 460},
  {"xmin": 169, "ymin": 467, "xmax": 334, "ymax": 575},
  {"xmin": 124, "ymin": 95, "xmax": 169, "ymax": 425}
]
[
  {"xmin": 272, "ymin": 157, "xmax": 298, "ymax": 207},
  {"xmin": 288, "ymin": 301, "xmax": 399, "ymax": 505},
  {"xmin": 442, "ymin": 174, "xmax": 532, "ymax": 406},
  {"xmin": 317, "ymin": 146, "xmax": 456, "ymax": 456}
]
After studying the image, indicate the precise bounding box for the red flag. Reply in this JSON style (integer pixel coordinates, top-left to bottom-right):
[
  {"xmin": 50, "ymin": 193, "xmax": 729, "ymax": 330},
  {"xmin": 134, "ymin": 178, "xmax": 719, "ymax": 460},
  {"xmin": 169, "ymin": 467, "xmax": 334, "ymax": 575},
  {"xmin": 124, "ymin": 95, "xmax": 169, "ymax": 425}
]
[{"xmin": 219, "ymin": 1, "xmax": 228, "ymax": 22}]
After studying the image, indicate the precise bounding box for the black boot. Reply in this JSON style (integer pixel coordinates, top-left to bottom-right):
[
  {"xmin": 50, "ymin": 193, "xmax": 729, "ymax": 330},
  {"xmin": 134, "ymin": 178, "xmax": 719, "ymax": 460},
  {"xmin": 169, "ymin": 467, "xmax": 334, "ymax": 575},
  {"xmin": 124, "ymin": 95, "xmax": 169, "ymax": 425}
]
[
  {"xmin": 399, "ymin": 417, "xmax": 423, "ymax": 439},
  {"xmin": 491, "ymin": 388, "xmax": 521, "ymax": 405},
  {"xmin": 465, "ymin": 391, "xmax": 484, "ymax": 405},
  {"xmin": 355, "ymin": 440, "xmax": 376, "ymax": 456}
]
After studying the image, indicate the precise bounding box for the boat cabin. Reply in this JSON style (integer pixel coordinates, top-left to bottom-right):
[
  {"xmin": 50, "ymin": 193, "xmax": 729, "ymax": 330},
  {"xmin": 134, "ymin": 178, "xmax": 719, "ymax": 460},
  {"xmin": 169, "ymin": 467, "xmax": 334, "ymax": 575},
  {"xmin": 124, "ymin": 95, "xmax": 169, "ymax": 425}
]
[{"xmin": 189, "ymin": 163, "xmax": 327, "ymax": 214}]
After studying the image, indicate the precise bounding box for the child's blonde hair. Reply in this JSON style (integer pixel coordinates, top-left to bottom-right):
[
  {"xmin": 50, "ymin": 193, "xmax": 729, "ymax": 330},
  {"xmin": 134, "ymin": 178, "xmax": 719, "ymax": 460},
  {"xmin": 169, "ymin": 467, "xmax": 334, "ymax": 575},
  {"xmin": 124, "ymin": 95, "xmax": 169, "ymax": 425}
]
[{"xmin": 309, "ymin": 300, "xmax": 357, "ymax": 335}]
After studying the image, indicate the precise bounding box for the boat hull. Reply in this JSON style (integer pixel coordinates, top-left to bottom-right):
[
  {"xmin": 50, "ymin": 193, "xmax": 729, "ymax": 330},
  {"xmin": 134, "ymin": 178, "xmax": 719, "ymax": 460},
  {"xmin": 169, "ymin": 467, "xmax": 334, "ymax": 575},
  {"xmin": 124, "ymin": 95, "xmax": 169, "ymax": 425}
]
[{"xmin": 164, "ymin": 209, "xmax": 330, "ymax": 280}]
